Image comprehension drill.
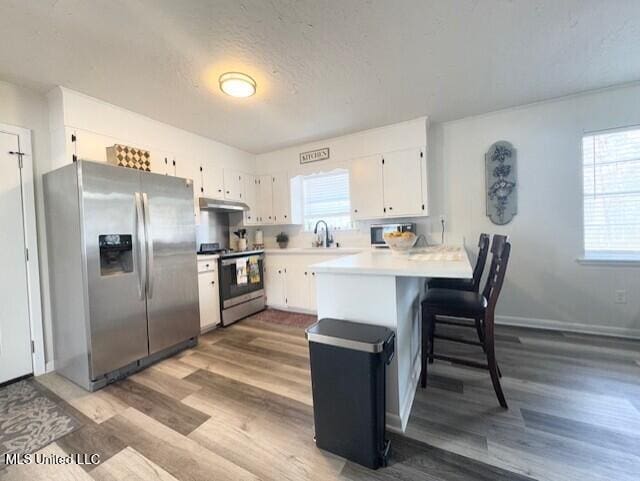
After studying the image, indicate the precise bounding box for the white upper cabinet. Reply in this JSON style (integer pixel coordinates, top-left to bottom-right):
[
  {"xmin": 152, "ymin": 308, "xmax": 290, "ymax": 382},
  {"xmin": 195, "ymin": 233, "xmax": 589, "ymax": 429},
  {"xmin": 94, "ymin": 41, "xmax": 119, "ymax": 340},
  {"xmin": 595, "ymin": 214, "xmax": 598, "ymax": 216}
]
[
  {"xmin": 257, "ymin": 175, "xmax": 274, "ymax": 224},
  {"xmin": 382, "ymin": 148, "xmax": 425, "ymax": 217},
  {"xmin": 223, "ymin": 169, "xmax": 244, "ymax": 201},
  {"xmin": 350, "ymin": 154, "xmax": 385, "ymax": 220},
  {"xmin": 271, "ymin": 172, "xmax": 291, "ymax": 224},
  {"xmin": 201, "ymin": 162, "xmax": 225, "ymax": 199},
  {"xmin": 243, "ymin": 174, "xmax": 258, "ymax": 225},
  {"xmin": 349, "ymin": 147, "xmax": 426, "ymax": 220}
]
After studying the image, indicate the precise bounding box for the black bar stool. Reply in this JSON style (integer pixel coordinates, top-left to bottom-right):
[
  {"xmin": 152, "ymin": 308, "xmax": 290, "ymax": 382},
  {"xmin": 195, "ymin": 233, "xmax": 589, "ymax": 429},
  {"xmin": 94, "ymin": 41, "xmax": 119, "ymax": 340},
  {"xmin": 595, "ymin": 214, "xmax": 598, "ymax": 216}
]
[
  {"xmin": 420, "ymin": 235, "xmax": 511, "ymax": 409},
  {"xmin": 427, "ymin": 233, "xmax": 490, "ymax": 293}
]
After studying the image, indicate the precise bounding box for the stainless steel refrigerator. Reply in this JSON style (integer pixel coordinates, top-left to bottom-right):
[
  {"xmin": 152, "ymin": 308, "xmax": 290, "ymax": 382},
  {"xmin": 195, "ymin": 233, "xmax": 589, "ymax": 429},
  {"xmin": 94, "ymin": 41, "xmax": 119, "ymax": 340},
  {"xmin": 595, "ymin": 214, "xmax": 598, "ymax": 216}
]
[{"xmin": 44, "ymin": 161, "xmax": 199, "ymax": 391}]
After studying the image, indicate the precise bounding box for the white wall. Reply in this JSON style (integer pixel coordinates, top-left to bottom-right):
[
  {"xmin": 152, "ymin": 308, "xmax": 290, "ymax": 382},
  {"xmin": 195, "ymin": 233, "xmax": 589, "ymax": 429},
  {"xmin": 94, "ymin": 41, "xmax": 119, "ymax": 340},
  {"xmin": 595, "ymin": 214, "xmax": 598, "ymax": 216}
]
[
  {"xmin": 238, "ymin": 117, "xmax": 430, "ymax": 249},
  {"xmin": 429, "ymin": 82, "xmax": 640, "ymax": 338}
]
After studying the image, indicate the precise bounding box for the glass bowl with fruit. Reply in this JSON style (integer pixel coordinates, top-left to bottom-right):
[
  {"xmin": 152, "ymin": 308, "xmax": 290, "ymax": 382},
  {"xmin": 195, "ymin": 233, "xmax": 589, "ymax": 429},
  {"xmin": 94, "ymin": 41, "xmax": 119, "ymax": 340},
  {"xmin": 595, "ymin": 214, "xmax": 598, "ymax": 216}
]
[{"xmin": 383, "ymin": 230, "xmax": 418, "ymax": 254}]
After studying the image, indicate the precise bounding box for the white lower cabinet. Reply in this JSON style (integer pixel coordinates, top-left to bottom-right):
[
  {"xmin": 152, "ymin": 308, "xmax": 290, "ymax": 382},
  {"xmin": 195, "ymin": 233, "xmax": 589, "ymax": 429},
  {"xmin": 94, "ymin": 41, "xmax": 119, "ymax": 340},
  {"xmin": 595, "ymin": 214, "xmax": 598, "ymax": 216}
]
[
  {"xmin": 264, "ymin": 253, "xmax": 353, "ymax": 313},
  {"xmin": 198, "ymin": 262, "xmax": 220, "ymax": 332}
]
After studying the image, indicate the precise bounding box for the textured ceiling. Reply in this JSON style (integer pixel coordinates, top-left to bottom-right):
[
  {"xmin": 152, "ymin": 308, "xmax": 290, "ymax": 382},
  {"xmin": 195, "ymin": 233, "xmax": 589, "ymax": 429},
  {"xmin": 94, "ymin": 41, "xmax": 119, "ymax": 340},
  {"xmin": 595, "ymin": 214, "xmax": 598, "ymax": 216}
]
[{"xmin": 1, "ymin": 0, "xmax": 640, "ymax": 153}]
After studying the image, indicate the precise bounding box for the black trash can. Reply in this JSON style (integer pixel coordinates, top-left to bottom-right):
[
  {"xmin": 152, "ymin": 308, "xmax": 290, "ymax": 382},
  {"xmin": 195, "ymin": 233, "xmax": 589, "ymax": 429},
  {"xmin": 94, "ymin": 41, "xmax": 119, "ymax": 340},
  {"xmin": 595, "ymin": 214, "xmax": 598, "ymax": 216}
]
[{"xmin": 306, "ymin": 318, "xmax": 395, "ymax": 469}]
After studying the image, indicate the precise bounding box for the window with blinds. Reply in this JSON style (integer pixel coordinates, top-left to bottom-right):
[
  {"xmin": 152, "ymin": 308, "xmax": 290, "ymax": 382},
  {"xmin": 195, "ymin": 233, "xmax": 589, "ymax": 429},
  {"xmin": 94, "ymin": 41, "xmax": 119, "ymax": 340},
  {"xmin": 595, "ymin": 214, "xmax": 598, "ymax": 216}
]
[
  {"xmin": 583, "ymin": 127, "xmax": 640, "ymax": 260},
  {"xmin": 301, "ymin": 169, "xmax": 353, "ymax": 231}
]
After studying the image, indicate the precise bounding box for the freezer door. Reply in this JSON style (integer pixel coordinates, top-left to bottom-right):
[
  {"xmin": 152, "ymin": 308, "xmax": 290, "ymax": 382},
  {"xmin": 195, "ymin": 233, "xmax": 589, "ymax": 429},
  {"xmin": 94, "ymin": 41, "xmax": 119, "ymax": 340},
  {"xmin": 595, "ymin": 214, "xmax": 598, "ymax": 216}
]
[
  {"xmin": 142, "ymin": 173, "xmax": 199, "ymax": 354},
  {"xmin": 79, "ymin": 162, "xmax": 149, "ymax": 379}
]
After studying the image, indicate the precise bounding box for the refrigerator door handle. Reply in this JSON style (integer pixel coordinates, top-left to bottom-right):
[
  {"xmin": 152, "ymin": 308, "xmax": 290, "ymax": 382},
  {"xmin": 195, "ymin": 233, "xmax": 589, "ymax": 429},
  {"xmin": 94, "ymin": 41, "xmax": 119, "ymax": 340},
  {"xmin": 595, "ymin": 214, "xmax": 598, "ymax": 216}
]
[
  {"xmin": 142, "ymin": 192, "xmax": 155, "ymax": 299},
  {"xmin": 134, "ymin": 192, "xmax": 147, "ymax": 301}
]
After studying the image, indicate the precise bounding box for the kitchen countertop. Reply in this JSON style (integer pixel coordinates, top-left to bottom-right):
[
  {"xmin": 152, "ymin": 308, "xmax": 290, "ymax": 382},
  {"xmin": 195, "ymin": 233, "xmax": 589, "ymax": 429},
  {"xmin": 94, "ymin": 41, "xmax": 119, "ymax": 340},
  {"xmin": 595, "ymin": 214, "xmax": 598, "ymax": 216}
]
[
  {"xmin": 196, "ymin": 254, "xmax": 220, "ymax": 261},
  {"xmin": 311, "ymin": 246, "xmax": 472, "ymax": 278},
  {"xmin": 264, "ymin": 247, "xmax": 364, "ymax": 255}
]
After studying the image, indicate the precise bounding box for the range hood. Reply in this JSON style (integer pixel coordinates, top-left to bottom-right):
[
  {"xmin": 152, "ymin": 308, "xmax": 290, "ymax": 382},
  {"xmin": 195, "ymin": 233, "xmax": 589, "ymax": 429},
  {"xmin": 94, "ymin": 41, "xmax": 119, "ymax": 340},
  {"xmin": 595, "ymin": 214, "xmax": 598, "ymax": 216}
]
[{"xmin": 199, "ymin": 197, "xmax": 249, "ymax": 212}]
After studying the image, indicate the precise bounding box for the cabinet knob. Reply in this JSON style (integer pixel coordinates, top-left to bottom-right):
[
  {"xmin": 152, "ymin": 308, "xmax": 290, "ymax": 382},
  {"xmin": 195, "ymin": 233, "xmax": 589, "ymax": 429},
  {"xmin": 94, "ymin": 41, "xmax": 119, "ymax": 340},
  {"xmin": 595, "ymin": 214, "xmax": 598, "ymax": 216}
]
[
  {"xmin": 205, "ymin": 263, "xmax": 210, "ymax": 267},
  {"xmin": 304, "ymin": 271, "xmax": 308, "ymax": 275},
  {"xmin": 284, "ymin": 215, "xmax": 287, "ymax": 218},
  {"xmin": 389, "ymin": 206, "xmax": 393, "ymax": 210},
  {"xmin": 312, "ymin": 272, "xmax": 315, "ymax": 276},
  {"xmin": 278, "ymin": 270, "xmax": 282, "ymax": 274},
  {"xmin": 218, "ymin": 189, "xmax": 222, "ymax": 192},
  {"xmin": 211, "ymin": 281, "xmax": 215, "ymax": 285},
  {"xmin": 354, "ymin": 209, "xmax": 358, "ymax": 213},
  {"xmin": 226, "ymin": 190, "xmax": 230, "ymax": 194}
]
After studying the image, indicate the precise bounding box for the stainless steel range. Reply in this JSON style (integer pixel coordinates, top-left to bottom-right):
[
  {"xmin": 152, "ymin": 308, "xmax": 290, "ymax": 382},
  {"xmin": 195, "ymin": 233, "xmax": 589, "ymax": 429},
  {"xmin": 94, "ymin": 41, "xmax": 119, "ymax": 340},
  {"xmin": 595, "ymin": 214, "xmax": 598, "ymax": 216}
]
[
  {"xmin": 44, "ymin": 161, "xmax": 200, "ymax": 391},
  {"xmin": 218, "ymin": 250, "xmax": 265, "ymax": 326}
]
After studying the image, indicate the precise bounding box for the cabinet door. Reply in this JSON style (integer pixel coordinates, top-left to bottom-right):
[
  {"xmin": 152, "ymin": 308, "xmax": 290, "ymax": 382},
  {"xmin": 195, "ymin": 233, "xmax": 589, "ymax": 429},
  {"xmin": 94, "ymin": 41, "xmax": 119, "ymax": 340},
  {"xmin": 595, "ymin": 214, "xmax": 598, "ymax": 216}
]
[
  {"xmin": 243, "ymin": 174, "xmax": 258, "ymax": 225},
  {"xmin": 264, "ymin": 260, "xmax": 286, "ymax": 307},
  {"xmin": 155, "ymin": 152, "xmax": 175, "ymax": 176},
  {"xmin": 258, "ymin": 175, "xmax": 274, "ymax": 224},
  {"xmin": 383, "ymin": 148, "xmax": 424, "ymax": 217},
  {"xmin": 272, "ymin": 172, "xmax": 291, "ymax": 224},
  {"xmin": 74, "ymin": 128, "xmax": 118, "ymax": 164},
  {"xmin": 202, "ymin": 162, "xmax": 225, "ymax": 199},
  {"xmin": 223, "ymin": 169, "xmax": 244, "ymax": 201},
  {"xmin": 284, "ymin": 259, "xmax": 309, "ymax": 310},
  {"xmin": 174, "ymin": 156, "xmax": 199, "ymax": 221},
  {"xmin": 198, "ymin": 271, "xmax": 220, "ymax": 331},
  {"xmin": 308, "ymin": 269, "xmax": 317, "ymax": 312},
  {"xmin": 350, "ymin": 154, "xmax": 385, "ymax": 220}
]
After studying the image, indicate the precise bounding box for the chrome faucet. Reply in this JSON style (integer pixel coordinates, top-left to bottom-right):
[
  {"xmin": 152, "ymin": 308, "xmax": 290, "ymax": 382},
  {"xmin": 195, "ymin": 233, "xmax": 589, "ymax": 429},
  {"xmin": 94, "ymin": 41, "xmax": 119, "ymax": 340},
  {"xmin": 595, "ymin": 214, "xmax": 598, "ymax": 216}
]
[{"xmin": 313, "ymin": 220, "xmax": 333, "ymax": 248}]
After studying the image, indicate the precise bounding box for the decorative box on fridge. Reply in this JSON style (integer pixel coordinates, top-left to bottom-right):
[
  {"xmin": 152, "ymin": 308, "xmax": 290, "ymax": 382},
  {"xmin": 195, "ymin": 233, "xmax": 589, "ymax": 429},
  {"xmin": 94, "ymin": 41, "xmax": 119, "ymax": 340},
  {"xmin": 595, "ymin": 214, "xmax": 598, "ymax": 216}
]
[{"xmin": 106, "ymin": 144, "xmax": 151, "ymax": 172}]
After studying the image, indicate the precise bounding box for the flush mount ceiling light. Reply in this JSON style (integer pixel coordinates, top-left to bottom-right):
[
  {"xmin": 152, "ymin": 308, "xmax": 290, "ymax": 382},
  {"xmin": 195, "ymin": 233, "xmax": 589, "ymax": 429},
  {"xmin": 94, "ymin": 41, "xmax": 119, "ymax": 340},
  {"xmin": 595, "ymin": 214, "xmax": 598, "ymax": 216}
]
[{"xmin": 219, "ymin": 72, "xmax": 256, "ymax": 98}]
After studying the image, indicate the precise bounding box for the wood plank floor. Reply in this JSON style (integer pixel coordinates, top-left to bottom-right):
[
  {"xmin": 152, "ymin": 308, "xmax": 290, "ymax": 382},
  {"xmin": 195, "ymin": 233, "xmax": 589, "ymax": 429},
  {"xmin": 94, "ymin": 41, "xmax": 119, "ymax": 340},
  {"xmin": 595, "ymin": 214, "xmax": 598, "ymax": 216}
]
[{"xmin": 3, "ymin": 310, "xmax": 640, "ymax": 481}]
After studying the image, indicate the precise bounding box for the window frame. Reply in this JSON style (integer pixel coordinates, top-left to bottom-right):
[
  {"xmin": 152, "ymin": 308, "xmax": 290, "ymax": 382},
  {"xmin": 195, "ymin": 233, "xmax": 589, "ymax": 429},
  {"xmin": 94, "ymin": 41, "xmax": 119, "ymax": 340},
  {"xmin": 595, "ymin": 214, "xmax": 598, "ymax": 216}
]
[
  {"xmin": 299, "ymin": 168, "xmax": 356, "ymax": 232},
  {"xmin": 580, "ymin": 124, "xmax": 640, "ymax": 265}
]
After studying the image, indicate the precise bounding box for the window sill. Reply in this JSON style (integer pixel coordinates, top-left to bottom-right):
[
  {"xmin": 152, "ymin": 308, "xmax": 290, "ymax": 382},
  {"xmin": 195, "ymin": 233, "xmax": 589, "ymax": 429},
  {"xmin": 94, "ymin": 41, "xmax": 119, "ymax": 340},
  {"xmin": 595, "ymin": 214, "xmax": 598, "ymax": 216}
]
[{"xmin": 576, "ymin": 257, "xmax": 640, "ymax": 267}]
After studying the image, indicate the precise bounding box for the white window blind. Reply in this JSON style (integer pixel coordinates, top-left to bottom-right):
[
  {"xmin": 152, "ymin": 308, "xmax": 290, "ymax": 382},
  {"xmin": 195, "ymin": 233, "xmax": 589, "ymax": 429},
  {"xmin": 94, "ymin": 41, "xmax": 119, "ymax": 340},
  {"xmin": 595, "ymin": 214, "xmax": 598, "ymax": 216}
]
[
  {"xmin": 301, "ymin": 169, "xmax": 353, "ymax": 231},
  {"xmin": 583, "ymin": 127, "xmax": 640, "ymax": 259}
]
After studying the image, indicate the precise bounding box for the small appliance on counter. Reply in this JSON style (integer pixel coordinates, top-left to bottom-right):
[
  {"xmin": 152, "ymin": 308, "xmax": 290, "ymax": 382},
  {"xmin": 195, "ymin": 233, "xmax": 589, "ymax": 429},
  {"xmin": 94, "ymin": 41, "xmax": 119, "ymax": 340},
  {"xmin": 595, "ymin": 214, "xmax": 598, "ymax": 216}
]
[
  {"xmin": 198, "ymin": 242, "xmax": 229, "ymax": 255},
  {"xmin": 370, "ymin": 222, "xmax": 416, "ymax": 248}
]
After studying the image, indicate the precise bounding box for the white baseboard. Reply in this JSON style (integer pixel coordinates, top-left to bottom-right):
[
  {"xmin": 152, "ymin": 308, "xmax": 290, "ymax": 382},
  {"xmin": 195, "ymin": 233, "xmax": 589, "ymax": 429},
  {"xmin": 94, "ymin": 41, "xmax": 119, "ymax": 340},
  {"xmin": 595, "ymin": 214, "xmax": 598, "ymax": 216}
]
[
  {"xmin": 45, "ymin": 361, "xmax": 55, "ymax": 373},
  {"xmin": 496, "ymin": 315, "xmax": 640, "ymax": 340}
]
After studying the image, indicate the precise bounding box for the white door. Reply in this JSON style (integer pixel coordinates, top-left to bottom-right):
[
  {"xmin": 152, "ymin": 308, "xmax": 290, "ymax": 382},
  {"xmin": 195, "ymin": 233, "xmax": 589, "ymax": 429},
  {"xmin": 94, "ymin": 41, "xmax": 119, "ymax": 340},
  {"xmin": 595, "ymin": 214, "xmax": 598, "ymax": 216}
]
[
  {"xmin": 198, "ymin": 270, "xmax": 220, "ymax": 331},
  {"xmin": 271, "ymin": 172, "xmax": 291, "ymax": 224},
  {"xmin": 350, "ymin": 154, "xmax": 385, "ymax": 220},
  {"xmin": 223, "ymin": 169, "xmax": 244, "ymax": 201},
  {"xmin": 383, "ymin": 148, "xmax": 423, "ymax": 217},
  {"xmin": 264, "ymin": 259, "xmax": 286, "ymax": 307},
  {"xmin": 284, "ymin": 259, "xmax": 309, "ymax": 310},
  {"xmin": 202, "ymin": 162, "xmax": 225, "ymax": 199},
  {"xmin": 258, "ymin": 175, "xmax": 274, "ymax": 224},
  {"xmin": 243, "ymin": 174, "xmax": 258, "ymax": 225},
  {"xmin": 0, "ymin": 132, "xmax": 33, "ymax": 383}
]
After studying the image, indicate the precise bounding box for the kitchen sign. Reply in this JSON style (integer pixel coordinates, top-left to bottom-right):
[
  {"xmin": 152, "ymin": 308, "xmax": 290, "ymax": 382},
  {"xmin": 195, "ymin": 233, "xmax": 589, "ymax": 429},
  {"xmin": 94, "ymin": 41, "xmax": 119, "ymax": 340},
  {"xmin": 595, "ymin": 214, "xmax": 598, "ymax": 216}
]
[{"xmin": 300, "ymin": 148, "xmax": 330, "ymax": 164}]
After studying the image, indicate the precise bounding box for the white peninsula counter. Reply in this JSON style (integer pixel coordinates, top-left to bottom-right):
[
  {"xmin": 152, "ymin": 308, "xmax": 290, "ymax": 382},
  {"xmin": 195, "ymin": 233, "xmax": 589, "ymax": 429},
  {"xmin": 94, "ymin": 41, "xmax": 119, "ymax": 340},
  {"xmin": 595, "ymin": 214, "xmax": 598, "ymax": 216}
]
[{"xmin": 311, "ymin": 247, "xmax": 472, "ymax": 432}]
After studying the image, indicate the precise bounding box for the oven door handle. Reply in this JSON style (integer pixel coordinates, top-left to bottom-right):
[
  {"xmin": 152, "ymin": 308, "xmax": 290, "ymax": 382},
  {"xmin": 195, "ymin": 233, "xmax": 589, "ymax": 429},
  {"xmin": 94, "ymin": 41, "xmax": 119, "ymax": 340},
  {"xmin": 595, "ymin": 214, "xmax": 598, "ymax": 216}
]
[{"xmin": 221, "ymin": 254, "xmax": 264, "ymax": 266}]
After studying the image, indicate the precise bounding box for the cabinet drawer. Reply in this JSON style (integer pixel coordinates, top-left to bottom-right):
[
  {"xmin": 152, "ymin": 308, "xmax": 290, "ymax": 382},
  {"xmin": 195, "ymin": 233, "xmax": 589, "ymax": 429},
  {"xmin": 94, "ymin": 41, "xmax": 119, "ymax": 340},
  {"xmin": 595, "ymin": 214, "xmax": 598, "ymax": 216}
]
[{"xmin": 198, "ymin": 260, "xmax": 217, "ymax": 273}]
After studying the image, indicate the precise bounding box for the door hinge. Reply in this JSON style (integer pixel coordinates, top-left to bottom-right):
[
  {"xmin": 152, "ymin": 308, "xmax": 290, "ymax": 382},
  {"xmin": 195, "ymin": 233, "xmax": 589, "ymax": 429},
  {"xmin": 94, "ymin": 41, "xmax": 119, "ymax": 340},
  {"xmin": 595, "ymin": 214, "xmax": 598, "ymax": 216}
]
[
  {"xmin": 173, "ymin": 160, "xmax": 176, "ymax": 166},
  {"xmin": 272, "ymin": 177, "xmax": 275, "ymax": 182},
  {"xmin": 25, "ymin": 247, "xmax": 29, "ymax": 261},
  {"xmin": 200, "ymin": 166, "xmax": 203, "ymax": 172},
  {"xmin": 285, "ymin": 297, "xmax": 288, "ymax": 304},
  {"xmin": 72, "ymin": 154, "xmax": 78, "ymax": 162},
  {"xmin": 71, "ymin": 133, "xmax": 76, "ymax": 142},
  {"xmin": 383, "ymin": 207, "xmax": 386, "ymax": 213},
  {"xmin": 422, "ymin": 204, "xmax": 425, "ymax": 210},
  {"xmin": 31, "ymin": 340, "xmax": 35, "ymax": 353},
  {"xmin": 420, "ymin": 151, "xmax": 424, "ymax": 158},
  {"xmin": 382, "ymin": 157, "xmax": 385, "ymax": 165}
]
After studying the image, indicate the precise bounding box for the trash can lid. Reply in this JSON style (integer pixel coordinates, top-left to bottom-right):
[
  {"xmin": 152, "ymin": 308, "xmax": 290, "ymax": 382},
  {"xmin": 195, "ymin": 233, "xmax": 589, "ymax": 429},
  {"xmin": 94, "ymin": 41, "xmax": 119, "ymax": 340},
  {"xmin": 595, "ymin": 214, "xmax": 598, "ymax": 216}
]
[{"xmin": 305, "ymin": 318, "xmax": 394, "ymax": 353}]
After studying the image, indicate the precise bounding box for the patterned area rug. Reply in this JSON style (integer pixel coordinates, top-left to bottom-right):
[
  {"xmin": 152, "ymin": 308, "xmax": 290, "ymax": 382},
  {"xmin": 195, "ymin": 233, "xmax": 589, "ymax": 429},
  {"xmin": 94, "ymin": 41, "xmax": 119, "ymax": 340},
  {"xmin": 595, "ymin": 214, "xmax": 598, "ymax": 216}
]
[
  {"xmin": 249, "ymin": 308, "xmax": 317, "ymax": 328},
  {"xmin": 0, "ymin": 379, "xmax": 81, "ymax": 469}
]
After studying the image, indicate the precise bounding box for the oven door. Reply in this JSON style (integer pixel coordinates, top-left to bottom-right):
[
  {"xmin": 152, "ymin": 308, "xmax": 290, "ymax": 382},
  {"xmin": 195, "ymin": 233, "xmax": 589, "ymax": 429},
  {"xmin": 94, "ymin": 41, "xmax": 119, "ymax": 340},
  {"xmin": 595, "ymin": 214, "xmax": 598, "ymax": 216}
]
[{"xmin": 219, "ymin": 254, "xmax": 265, "ymax": 307}]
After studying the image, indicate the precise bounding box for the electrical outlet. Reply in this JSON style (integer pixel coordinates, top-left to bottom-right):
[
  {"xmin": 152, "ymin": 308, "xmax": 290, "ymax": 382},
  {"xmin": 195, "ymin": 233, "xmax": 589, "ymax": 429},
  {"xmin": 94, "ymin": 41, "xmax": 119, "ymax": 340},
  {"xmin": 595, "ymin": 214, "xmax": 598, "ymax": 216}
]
[{"xmin": 615, "ymin": 289, "xmax": 627, "ymax": 304}]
